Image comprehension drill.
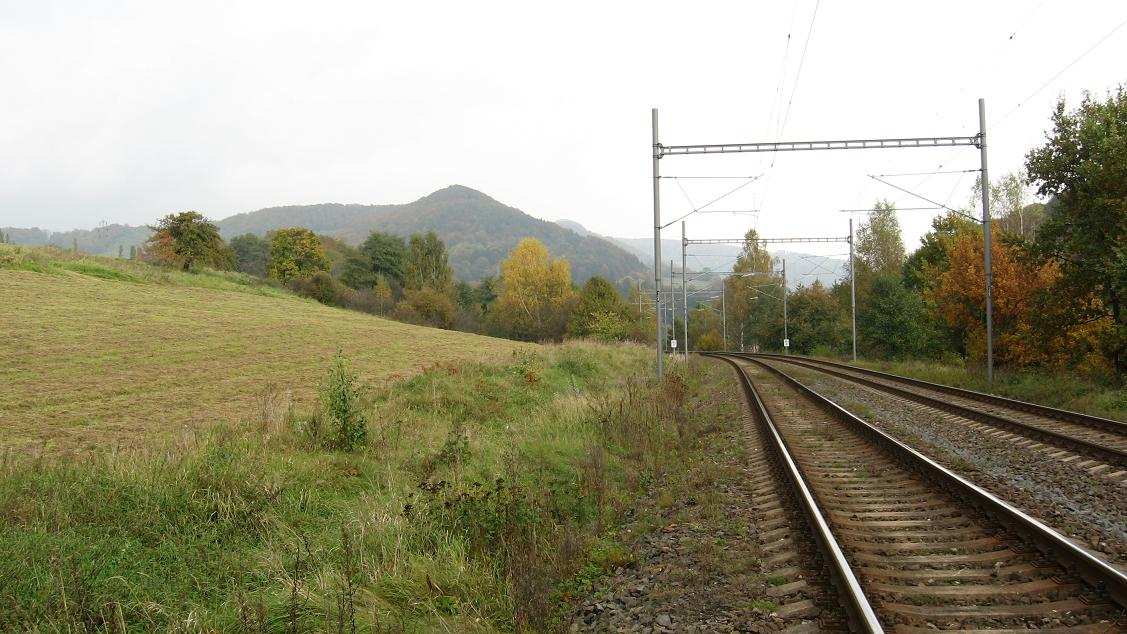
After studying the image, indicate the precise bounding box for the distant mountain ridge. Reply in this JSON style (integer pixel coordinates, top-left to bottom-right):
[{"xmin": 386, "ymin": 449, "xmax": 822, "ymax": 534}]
[
  {"xmin": 3, "ymin": 186, "xmax": 649, "ymax": 285},
  {"xmin": 556, "ymin": 219, "xmax": 848, "ymax": 290}
]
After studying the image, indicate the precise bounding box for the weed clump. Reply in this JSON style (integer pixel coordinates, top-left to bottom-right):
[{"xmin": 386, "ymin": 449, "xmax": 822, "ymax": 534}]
[{"xmin": 310, "ymin": 351, "xmax": 368, "ymax": 451}]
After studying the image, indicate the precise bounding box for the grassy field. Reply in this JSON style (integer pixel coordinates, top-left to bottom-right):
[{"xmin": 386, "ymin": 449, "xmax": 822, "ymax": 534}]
[
  {"xmin": 0, "ymin": 245, "xmax": 530, "ymax": 453},
  {"xmin": 0, "ymin": 244, "xmax": 740, "ymax": 630},
  {"xmin": 0, "ymin": 334, "xmax": 729, "ymax": 630},
  {"xmin": 845, "ymin": 357, "xmax": 1126, "ymax": 421}
]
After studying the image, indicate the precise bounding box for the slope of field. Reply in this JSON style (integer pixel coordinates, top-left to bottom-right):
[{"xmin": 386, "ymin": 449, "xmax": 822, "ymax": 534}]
[{"xmin": 0, "ymin": 245, "xmax": 530, "ymax": 452}]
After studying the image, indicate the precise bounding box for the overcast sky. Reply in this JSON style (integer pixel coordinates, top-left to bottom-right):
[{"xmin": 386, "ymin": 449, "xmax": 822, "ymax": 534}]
[{"xmin": 2, "ymin": 1, "xmax": 1125, "ymax": 255}]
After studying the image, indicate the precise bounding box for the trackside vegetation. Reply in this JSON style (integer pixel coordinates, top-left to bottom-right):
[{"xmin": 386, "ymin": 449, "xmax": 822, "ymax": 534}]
[
  {"xmin": 848, "ymin": 357, "xmax": 1126, "ymax": 422},
  {"xmin": 0, "ymin": 343, "xmax": 733, "ymax": 631}
]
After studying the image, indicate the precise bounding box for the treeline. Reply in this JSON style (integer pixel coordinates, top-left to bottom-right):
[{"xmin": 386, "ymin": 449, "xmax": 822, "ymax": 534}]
[
  {"xmin": 138, "ymin": 212, "xmax": 654, "ymax": 343},
  {"xmin": 688, "ymin": 89, "xmax": 1126, "ymax": 379}
]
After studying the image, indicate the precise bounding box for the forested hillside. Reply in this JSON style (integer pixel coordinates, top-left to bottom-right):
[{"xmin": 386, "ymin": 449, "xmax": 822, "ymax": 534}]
[
  {"xmin": 218, "ymin": 186, "xmax": 647, "ymax": 283},
  {"xmin": 3, "ymin": 186, "xmax": 648, "ymax": 285}
]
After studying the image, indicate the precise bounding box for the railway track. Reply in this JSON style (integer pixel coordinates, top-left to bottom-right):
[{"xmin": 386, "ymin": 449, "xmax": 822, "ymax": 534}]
[
  {"xmin": 746, "ymin": 353, "xmax": 1127, "ymax": 474},
  {"xmin": 708, "ymin": 353, "xmax": 1127, "ymax": 632}
]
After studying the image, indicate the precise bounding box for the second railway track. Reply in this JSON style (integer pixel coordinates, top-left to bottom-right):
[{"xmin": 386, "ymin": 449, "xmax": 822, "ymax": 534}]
[
  {"xmin": 747, "ymin": 353, "xmax": 1127, "ymax": 473},
  {"xmin": 710, "ymin": 353, "xmax": 1127, "ymax": 632}
]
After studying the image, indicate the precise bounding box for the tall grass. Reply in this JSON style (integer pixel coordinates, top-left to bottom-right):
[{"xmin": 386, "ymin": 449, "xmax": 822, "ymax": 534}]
[{"xmin": 0, "ymin": 343, "xmax": 727, "ymax": 631}]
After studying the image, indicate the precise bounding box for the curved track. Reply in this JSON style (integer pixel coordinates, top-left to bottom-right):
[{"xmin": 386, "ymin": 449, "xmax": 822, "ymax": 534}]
[
  {"xmin": 709, "ymin": 353, "xmax": 1127, "ymax": 632},
  {"xmin": 747, "ymin": 353, "xmax": 1127, "ymax": 472}
]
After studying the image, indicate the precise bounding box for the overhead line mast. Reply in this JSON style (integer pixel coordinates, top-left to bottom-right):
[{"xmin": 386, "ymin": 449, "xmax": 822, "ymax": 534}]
[{"xmin": 650, "ymin": 101, "xmax": 995, "ymax": 380}]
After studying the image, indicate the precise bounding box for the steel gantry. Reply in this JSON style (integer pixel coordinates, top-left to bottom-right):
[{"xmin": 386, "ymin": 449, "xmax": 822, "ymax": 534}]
[
  {"xmin": 651, "ymin": 101, "xmax": 995, "ymax": 379},
  {"xmin": 681, "ymin": 232, "xmax": 856, "ymax": 360}
]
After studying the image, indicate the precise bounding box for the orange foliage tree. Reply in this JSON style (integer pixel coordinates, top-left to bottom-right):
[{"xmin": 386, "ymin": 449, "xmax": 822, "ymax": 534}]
[{"xmin": 930, "ymin": 229, "xmax": 1108, "ymax": 368}]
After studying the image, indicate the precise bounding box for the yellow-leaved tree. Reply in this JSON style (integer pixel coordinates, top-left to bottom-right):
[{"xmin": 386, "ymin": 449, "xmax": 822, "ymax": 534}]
[{"xmin": 489, "ymin": 238, "xmax": 576, "ymax": 341}]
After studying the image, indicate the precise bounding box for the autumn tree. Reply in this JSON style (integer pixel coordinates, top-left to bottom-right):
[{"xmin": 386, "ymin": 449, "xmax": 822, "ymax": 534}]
[
  {"xmin": 144, "ymin": 211, "xmax": 232, "ymax": 271},
  {"xmin": 393, "ymin": 287, "xmax": 457, "ymax": 329},
  {"xmin": 490, "ymin": 238, "xmax": 576, "ymax": 341},
  {"xmin": 926, "ymin": 227, "xmax": 1103, "ymax": 368},
  {"xmin": 1026, "ymin": 87, "xmax": 1127, "ymax": 371},
  {"xmin": 267, "ymin": 227, "xmax": 330, "ymax": 284}
]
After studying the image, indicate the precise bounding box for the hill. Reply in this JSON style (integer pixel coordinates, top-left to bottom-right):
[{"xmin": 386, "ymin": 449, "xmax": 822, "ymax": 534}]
[
  {"xmin": 1, "ymin": 224, "xmax": 152, "ymax": 257},
  {"xmin": 217, "ymin": 185, "xmax": 648, "ymax": 284},
  {"xmin": 0, "ymin": 244, "xmax": 529, "ymax": 452},
  {"xmin": 3, "ymin": 186, "xmax": 648, "ymax": 285}
]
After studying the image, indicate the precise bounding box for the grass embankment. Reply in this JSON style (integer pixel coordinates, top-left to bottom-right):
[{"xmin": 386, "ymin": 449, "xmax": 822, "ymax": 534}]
[
  {"xmin": 843, "ymin": 357, "xmax": 1125, "ymax": 421},
  {"xmin": 0, "ymin": 345, "xmax": 729, "ymax": 631},
  {"xmin": 0, "ymin": 245, "xmax": 528, "ymax": 452}
]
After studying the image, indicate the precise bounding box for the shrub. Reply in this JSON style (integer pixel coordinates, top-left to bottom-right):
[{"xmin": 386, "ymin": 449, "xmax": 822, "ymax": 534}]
[
  {"xmin": 314, "ymin": 352, "xmax": 368, "ymax": 451},
  {"xmin": 289, "ymin": 271, "xmax": 338, "ymax": 305}
]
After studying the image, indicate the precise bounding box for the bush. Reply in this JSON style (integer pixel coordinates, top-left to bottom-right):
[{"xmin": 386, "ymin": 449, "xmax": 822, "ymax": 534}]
[
  {"xmin": 393, "ymin": 287, "xmax": 457, "ymax": 329},
  {"xmin": 289, "ymin": 271, "xmax": 338, "ymax": 305},
  {"xmin": 312, "ymin": 352, "xmax": 368, "ymax": 451}
]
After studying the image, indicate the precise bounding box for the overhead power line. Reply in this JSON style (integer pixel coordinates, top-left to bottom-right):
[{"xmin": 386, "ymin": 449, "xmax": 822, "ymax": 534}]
[
  {"xmin": 993, "ymin": 13, "xmax": 1127, "ymax": 126},
  {"xmin": 867, "ymin": 175, "xmax": 980, "ymax": 223},
  {"xmin": 660, "ymin": 175, "xmax": 760, "ymax": 179},
  {"xmin": 874, "ymin": 168, "xmax": 980, "ymax": 177},
  {"xmin": 839, "ymin": 206, "xmax": 940, "ymax": 213},
  {"xmin": 778, "ymin": 0, "xmax": 822, "ymax": 138}
]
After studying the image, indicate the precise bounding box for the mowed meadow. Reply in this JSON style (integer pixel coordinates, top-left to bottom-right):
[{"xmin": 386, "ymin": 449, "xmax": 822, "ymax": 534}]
[{"xmin": 0, "ymin": 245, "xmax": 530, "ymax": 452}]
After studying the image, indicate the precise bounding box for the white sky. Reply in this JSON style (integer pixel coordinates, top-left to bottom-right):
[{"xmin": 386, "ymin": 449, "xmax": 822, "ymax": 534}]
[{"xmin": 2, "ymin": 1, "xmax": 1125, "ymax": 254}]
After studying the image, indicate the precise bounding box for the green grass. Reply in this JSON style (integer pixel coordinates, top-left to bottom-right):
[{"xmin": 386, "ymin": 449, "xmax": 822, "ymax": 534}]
[
  {"xmin": 840, "ymin": 356, "xmax": 1126, "ymax": 421},
  {"xmin": 0, "ymin": 244, "xmax": 530, "ymax": 452},
  {"xmin": 0, "ymin": 343, "xmax": 727, "ymax": 631}
]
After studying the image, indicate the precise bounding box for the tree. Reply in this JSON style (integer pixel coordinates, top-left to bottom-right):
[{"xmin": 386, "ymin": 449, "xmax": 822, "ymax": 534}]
[
  {"xmin": 342, "ymin": 231, "xmax": 407, "ymax": 290},
  {"xmin": 902, "ymin": 212, "xmax": 981, "ymax": 355},
  {"xmin": 927, "ymin": 228, "xmax": 1101, "ymax": 368},
  {"xmin": 568, "ymin": 276, "xmax": 628, "ymax": 339},
  {"xmin": 490, "ymin": 238, "xmax": 576, "ymax": 341},
  {"xmin": 267, "ymin": 228, "xmax": 330, "ymax": 284},
  {"xmin": 903, "ymin": 212, "xmax": 980, "ymax": 292},
  {"xmin": 229, "ymin": 233, "xmax": 270, "ymax": 277},
  {"xmin": 786, "ymin": 281, "xmax": 848, "ymax": 355},
  {"xmin": 857, "ymin": 274, "xmax": 937, "ymax": 359},
  {"xmin": 687, "ymin": 302, "xmax": 724, "ymax": 351},
  {"xmin": 725, "ymin": 229, "xmax": 783, "ymax": 350},
  {"xmin": 144, "ymin": 211, "xmax": 232, "ymax": 271},
  {"xmin": 404, "ymin": 231, "xmax": 454, "ymax": 293},
  {"xmin": 856, "ymin": 200, "xmax": 905, "ymax": 278},
  {"xmin": 1026, "ymin": 87, "xmax": 1127, "ymax": 371}
]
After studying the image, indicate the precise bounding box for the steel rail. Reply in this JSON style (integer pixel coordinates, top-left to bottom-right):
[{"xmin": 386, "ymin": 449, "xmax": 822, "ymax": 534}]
[
  {"xmin": 741, "ymin": 355, "xmax": 1127, "ymax": 610},
  {"xmin": 708, "ymin": 354, "xmax": 883, "ymax": 633},
  {"xmin": 746, "ymin": 353, "xmax": 1127, "ymax": 468},
  {"xmin": 754, "ymin": 353, "xmax": 1126, "ymax": 435}
]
